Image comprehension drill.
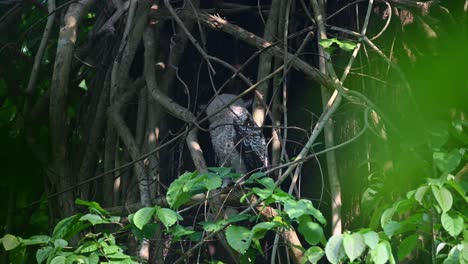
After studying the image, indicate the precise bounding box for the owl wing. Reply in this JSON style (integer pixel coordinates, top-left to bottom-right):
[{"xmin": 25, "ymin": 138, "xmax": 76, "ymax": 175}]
[{"xmin": 233, "ymin": 115, "xmax": 268, "ymax": 172}]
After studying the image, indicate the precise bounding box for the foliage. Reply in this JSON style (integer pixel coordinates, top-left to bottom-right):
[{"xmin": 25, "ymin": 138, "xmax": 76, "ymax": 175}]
[{"xmin": 3, "ymin": 137, "xmax": 465, "ymax": 263}]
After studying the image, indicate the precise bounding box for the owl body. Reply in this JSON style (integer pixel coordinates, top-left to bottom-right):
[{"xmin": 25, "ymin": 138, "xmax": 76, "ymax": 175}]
[{"xmin": 206, "ymin": 94, "xmax": 268, "ymax": 179}]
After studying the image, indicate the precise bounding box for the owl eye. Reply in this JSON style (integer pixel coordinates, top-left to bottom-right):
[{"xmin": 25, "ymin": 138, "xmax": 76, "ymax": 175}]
[{"xmin": 226, "ymin": 143, "xmax": 233, "ymax": 148}]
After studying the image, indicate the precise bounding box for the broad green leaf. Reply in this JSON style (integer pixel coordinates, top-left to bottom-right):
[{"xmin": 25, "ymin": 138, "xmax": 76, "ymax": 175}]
[
  {"xmin": 441, "ymin": 212, "xmax": 463, "ymax": 237},
  {"xmin": 398, "ymin": 234, "xmax": 418, "ymax": 261},
  {"xmin": 65, "ymin": 254, "xmax": 89, "ymax": 263},
  {"xmin": 433, "ymin": 149, "xmax": 465, "ymax": 174},
  {"xmin": 343, "ymin": 233, "xmax": 366, "ymax": 262},
  {"xmin": 370, "ymin": 241, "xmax": 393, "ymax": 264},
  {"xmin": 79, "ymin": 214, "xmax": 108, "ymax": 226},
  {"xmin": 252, "ymin": 187, "xmax": 274, "ymax": 200},
  {"xmin": 156, "ymin": 208, "xmax": 179, "ymax": 229},
  {"xmin": 36, "ymin": 247, "xmax": 53, "ymax": 263},
  {"xmin": 225, "ymin": 214, "xmax": 250, "ymax": 224},
  {"xmin": 245, "ymin": 172, "xmax": 266, "ymax": 183},
  {"xmin": 54, "ymin": 239, "xmax": 68, "ymax": 248},
  {"xmin": 75, "ymin": 199, "xmax": 108, "ymax": 215},
  {"xmin": 325, "ymin": 234, "xmax": 345, "ymax": 264},
  {"xmin": 431, "ymin": 186, "xmax": 453, "ymax": 212},
  {"xmin": 78, "ymin": 242, "xmax": 99, "ymax": 253},
  {"xmin": 167, "ymin": 171, "xmax": 197, "ymax": 209},
  {"xmin": 256, "ymin": 177, "xmax": 276, "ymax": 190},
  {"xmin": 443, "ymin": 243, "xmax": 465, "ymax": 264},
  {"xmin": 415, "ymin": 186, "xmax": 428, "ymax": 203},
  {"xmin": 50, "ymin": 256, "xmax": 66, "ymax": 264},
  {"xmin": 201, "ymin": 220, "xmax": 226, "ymax": 232},
  {"xmin": 298, "ymin": 221, "xmax": 323, "ymax": 246},
  {"xmin": 88, "ymin": 253, "xmax": 99, "ymax": 264},
  {"xmin": 225, "ymin": 225, "xmax": 251, "ymax": 254},
  {"xmin": 336, "ymin": 40, "xmax": 357, "ymax": 51},
  {"xmin": 22, "ymin": 235, "xmax": 50, "ymax": 245},
  {"xmin": 284, "ymin": 199, "xmax": 326, "ymax": 224},
  {"xmin": 52, "ymin": 214, "xmax": 88, "ymax": 240},
  {"xmin": 102, "ymin": 244, "xmax": 120, "ymax": 255},
  {"xmin": 445, "ymin": 180, "xmax": 468, "ymax": 202},
  {"xmin": 172, "ymin": 225, "xmax": 195, "ymax": 239},
  {"xmin": 380, "ymin": 207, "xmax": 395, "ymax": 229},
  {"xmin": 371, "ymin": 241, "xmax": 389, "ymax": 264},
  {"xmin": 362, "ymin": 231, "xmax": 379, "ymax": 249},
  {"xmin": 2, "ymin": 234, "xmax": 20, "ymax": 251},
  {"xmin": 202, "ymin": 173, "xmax": 222, "ymax": 190},
  {"xmin": 303, "ymin": 246, "xmax": 324, "ymax": 264},
  {"xmin": 133, "ymin": 207, "xmax": 155, "ymax": 230},
  {"xmin": 383, "ymin": 221, "xmax": 401, "ymax": 238}
]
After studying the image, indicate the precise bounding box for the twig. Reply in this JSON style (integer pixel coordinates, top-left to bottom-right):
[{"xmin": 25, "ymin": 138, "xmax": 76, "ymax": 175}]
[{"xmin": 164, "ymin": 0, "xmax": 216, "ymax": 74}]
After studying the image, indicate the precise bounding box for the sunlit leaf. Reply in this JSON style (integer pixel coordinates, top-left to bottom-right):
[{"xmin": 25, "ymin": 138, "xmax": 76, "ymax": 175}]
[
  {"xmin": 133, "ymin": 207, "xmax": 155, "ymax": 230},
  {"xmin": 343, "ymin": 233, "xmax": 366, "ymax": 262},
  {"xmin": 441, "ymin": 212, "xmax": 463, "ymax": 237},
  {"xmin": 325, "ymin": 234, "xmax": 345, "ymax": 264},
  {"xmin": 225, "ymin": 225, "xmax": 251, "ymax": 254}
]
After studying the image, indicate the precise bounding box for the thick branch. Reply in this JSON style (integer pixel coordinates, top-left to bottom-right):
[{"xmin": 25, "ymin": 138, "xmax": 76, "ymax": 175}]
[{"xmin": 49, "ymin": 0, "xmax": 96, "ymax": 216}]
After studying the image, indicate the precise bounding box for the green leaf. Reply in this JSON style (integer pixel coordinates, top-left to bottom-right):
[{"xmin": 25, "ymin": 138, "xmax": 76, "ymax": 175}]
[
  {"xmin": 22, "ymin": 235, "xmax": 51, "ymax": 245},
  {"xmin": 336, "ymin": 40, "xmax": 357, "ymax": 51},
  {"xmin": 256, "ymin": 177, "xmax": 276, "ymax": 190},
  {"xmin": 284, "ymin": 199, "xmax": 326, "ymax": 224},
  {"xmin": 225, "ymin": 214, "xmax": 250, "ymax": 224},
  {"xmin": 441, "ymin": 212, "xmax": 463, "ymax": 237},
  {"xmin": 319, "ymin": 39, "xmax": 336, "ymax": 48},
  {"xmin": 431, "ymin": 186, "xmax": 453, "ymax": 212},
  {"xmin": 383, "ymin": 221, "xmax": 401, "ymax": 238},
  {"xmin": 415, "ymin": 186, "xmax": 428, "ymax": 203},
  {"xmin": 298, "ymin": 221, "xmax": 324, "ymax": 246},
  {"xmin": 433, "ymin": 149, "xmax": 465, "ymax": 174},
  {"xmin": 318, "ymin": 38, "xmax": 356, "ymax": 51},
  {"xmin": 252, "ymin": 187, "xmax": 274, "ymax": 200},
  {"xmin": 362, "ymin": 231, "xmax": 379, "ymax": 249},
  {"xmin": 156, "ymin": 208, "xmax": 179, "ymax": 229},
  {"xmin": 75, "ymin": 199, "xmax": 108, "ymax": 215},
  {"xmin": 167, "ymin": 172, "xmax": 197, "ymax": 209},
  {"xmin": 325, "ymin": 234, "xmax": 345, "ymax": 264},
  {"xmin": 78, "ymin": 79, "xmax": 88, "ymax": 91},
  {"xmin": 50, "ymin": 256, "xmax": 66, "ymax": 264},
  {"xmin": 245, "ymin": 172, "xmax": 266, "ymax": 184},
  {"xmin": 36, "ymin": 247, "xmax": 53, "ymax": 264},
  {"xmin": 52, "ymin": 214, "xmax": 88, "ymax": 240},
  {"xmin": 303, "ymin": 246, "xmax": 324, "ymax": 264},
  {"xmin": 225, "ymin": 225, "xmax": 251, "ymax": 254},
  {"xmin": 133, "ymin": 207, "xmax": 155, "ymax": 230},
  {"xmin": 1, "ymin": 234, "xmax": 21, "ymax": 251},
  {"xmin": 88, "ymin": 253, "xmax": 99, "ymax": 264},
  {"xmin": 251, "ymin": 222, "xmax": 276, "ymax": 241},
  {"xmin": 102, "ymin": 244, "xmax": 120, "ymax": 255},
  {"xmin": 54, "ymin": 239, "xmax": 68, "ymax": 248},
  {"xmin": 172, "ymin": 225, "xmax": 195, "ymax": 239},
  {"xmin": 380, "ymin": 207, "xmax": 395, "ymax": 229},
  {"xmin": 371, "ymin": 241, "xmax": 390, "ymax": 264},
  {"xmin": 201, "ymin": 220, "xmax": 225, "ymax": 232},
  {"xmin": 79, "ymin": 213, "xmax": 108, "ymax": 226},
  {"xmin": 78, "ymin": 242, "xmax": 99, "ymax": 253},
  {"xmin": 343, "ymin": 233, "xmax": 366, "ymax": 262},
  {"xmin": 398, "ymin": 234, "xmax": 418, "ymax": 261}
]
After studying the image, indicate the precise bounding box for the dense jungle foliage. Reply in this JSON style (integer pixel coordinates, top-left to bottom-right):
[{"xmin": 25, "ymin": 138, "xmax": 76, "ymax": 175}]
[{"xmin": 0, "ymin": 0, "xmax": 466, "ymax": 263}]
